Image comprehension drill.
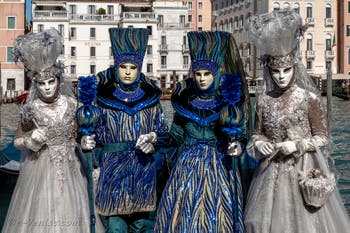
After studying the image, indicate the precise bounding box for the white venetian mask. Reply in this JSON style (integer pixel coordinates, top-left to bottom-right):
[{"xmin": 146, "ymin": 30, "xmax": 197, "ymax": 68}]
[
  {"xmin": 35, "ymin": 77, "xmax": 59, "ymax": 100},
  {"xmin": 118, "ymin": 62, "xmax": 138, "ymax": 85},
  {"xmin": 194, "ymin": 69, "xmax": 214, "ymax": 91},
  {"xmin": 269, "ymin": 65, "xmax": 294, "ymax": 89}
]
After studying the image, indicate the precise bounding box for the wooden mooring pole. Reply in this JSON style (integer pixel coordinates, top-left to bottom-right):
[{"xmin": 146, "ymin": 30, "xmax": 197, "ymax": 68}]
[{"xmin": 326, "ymin": 66, "xmax": 332, "ymax": 133}]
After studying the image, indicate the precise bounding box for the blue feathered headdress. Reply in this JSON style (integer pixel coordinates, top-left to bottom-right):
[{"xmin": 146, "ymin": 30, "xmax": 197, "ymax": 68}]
[
  {"xmin": 109, "ymin": 28, "xmax": 149, "ymax": 70},
  {"xmin": 188, "ymin": 31, "xmax": 229, "ymax": 77}
]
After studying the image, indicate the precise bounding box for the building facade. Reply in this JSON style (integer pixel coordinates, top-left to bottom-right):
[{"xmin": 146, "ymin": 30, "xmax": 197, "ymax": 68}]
[
  {"xmin": 31, "ymin": 0, "xmax": 198, "ymax": 91},
  {"xmin": 0, "ymin": 0, "xmax": 25, "ymax": 99},
  {"xmin": 338, "ymin": 0, "xmax": 350, "ymax": 75},
  {"xmin": 212, "ymin": 0, "xmax": 338, "ymax": 80}
]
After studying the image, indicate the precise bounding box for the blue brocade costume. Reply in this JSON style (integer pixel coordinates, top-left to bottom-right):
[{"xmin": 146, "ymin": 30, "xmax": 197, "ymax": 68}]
[
  {"xmin": 154, "ymin": 31, "xmax": 250, "ymax": 233},
  {"xmin": 77, "ymin": 28, "xmax": 167, "ymax": 233},
  {"xmin": 94, "ymin": 70, "xmax": 166, "ymax": 216}
]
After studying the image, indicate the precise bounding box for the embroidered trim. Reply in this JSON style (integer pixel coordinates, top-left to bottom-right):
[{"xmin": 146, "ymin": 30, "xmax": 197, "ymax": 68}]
[{"xmin": 113, "ymin": 87, "xmax": 145, "ymax": 103}]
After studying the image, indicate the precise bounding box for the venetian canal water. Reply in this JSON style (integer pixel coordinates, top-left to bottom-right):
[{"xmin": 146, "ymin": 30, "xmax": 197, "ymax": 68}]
[{"xmin": 0, "ymin": 97, "xmax": 349, "ymax": 229}]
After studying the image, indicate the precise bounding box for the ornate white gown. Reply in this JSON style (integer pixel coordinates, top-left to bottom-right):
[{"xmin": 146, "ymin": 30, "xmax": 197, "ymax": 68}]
[
  {"xmin": 1, "ymin": 95, "xmax": 91, "ymax": 233},
  {"xmin": 245, "ymin": 85, "xmax": 350, "ymax": 233}
]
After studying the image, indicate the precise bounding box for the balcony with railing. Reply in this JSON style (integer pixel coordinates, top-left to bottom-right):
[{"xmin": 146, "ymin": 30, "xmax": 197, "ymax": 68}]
[
  {"xmin": 121, "ymin": 12, "xmax": 157, "ymax": 22},
  {"xmin": 306, "ymin": 50, "xmax": 315, "ymax": 59},
  {"xmin": 159, "ymin": 44, "xmax": 168, "ymax": 54},
  {"xmin": 306, "ymin": 18, "xmax": 315, "ymax": 26},
  {"xmin": 158, "ymin": 22, "xmax": 192, "ymax": 30},
  {"xmin": 33, "ymin": 10, "xmax": 68, "ymax": 20},
  {"xmin": 325, "ymin": 18, "xmax": 334, "ymax": 27},
  {"xmin": 325, "ymin": 50, "xmax": 335, "ymax": 59},
  {"xmin": 69, "ymin": 14, "xmax": 120, "ymax": 22}
]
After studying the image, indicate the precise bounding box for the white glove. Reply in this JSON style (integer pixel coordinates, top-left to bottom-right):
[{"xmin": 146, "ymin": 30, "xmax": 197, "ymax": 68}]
[
  {"xmin": 23, "ymin": 128, "xmax": 47, "ymax": 152},
  {"xmin": 92, "ymin": 168, "xmax": 100, "ymax": 182},
  {"xmin": 255, "ymin": 140, "xmax": 274, "ymax": 157},
  {"xmin": 136, "ymin": 132, "xmax": 157, "ymax": 149},
  {"xmin": 137, "ymin": 142, "xmax": 155, "ymax": 154},
  {"xmin": 81, "ymin": 134, "xmax": 96, "ymax": 151},
  {"xmin": 228, "ymin": 141, "xmax": 242, "ymax": 157},
  {"xmin": 276, "ymin": 141, "xmax": 297, "ymax": 155}
]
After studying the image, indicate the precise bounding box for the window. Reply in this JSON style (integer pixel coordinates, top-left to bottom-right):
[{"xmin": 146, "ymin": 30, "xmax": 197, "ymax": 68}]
[
  {"xmin": 147, "ymin": 26, "xmax": 152, "ymax": 35},
  {"xmin": 69, "ymin": 5, "xmax": 77, "ymax": 14},
  {"xmin": 90, "ymin": 47, "xmax": 96, "ymax": 57},
  {"xmin": 326, "ymin": 5, "xmax": 332, "ymax": 18},
  {"xmin": 348, "ymin": 1, "xmax": 350, "ymax": 13},
  {"xmin": 306, "ymin": 61, "xmax": 313, "ymax": 69},
  {"xmin": 90, "ymin": 28, "xmax": 96, "ymax": 39},
  {"xmin": 7, "ymin": 16, "xmax": 15, "ymax": 29},
  {"xmin": 90, "ymin": 65, "xmax": 96, "ymax": 74},
  {"xmin": 38, "ymin": 24, "xmax": 44, "ymax": 32},
  {"xmin": 161, "ymin": 36, "xmax": 166, "ymax": 45},
  {"xmin": 147, "ymin": 63, "xmax": 153, "ymax": 73},
  {"xmin": 326, "ymin": 61, "xmax": 331, "ymax": 70},
  {"xmin": 198, "ymin": 27, "xmax": 202, "ymax": 31},
  {"xmin": 307, "ymin": 5, "xmax": 313, "ymax": 18},
  {"xmin": 161, "ymin": 56, "xmax": 167, "ymax": 66},
  {"xmin": 183, "ymin": 55, "xmax": 189, "ymax": 65},
  {"xmin": 88, "ymin": 5, "xmax": 96, "ymax": 14},
  {"xmin": 7, "ymin": 79, "xmax": 15, "ymax": 91},
  {"xmin": 61, "ymin": 45, "xmax": 65, "ymax": 55},
  {"xmin": 158, "ymin": 15, "xmax": 164, "ymax": 26},
  {"xmin": 307, "ymin": 38, "xmax": 313, "ymax": 50},
  {"xmin": 294, "ymin": 4, "xmax": 300, "ymax": 14},
  {"xmin": 147, "ymin": 45, "xmax": 152, "ymax": 55},
  {"xmin": 240, "ymin": 15, "xmax": 244, "ymax": 27},
  {"xmin": 107, "ymin": 5, "xmax": 114, "ymax": 15},
  {"xmin": 326, "ymin": 37, "xmax": 332, "ymax": 51},
  {"xmin": 347, "ymin": 25, "xmax": 350, "ymax": 37},
  {"xmin": 183, "ymin": 35, "xmax": 187, "ymax": 45},
  {"xmin": 198, "ymin": 2, "xmax": 203, "ymax": 9},
  {"xmin": 7, "ymin": 47, "xmax": 14, "ymax": 62},
  {"xmin": 70, "ymin": 27, "xmax": 76, "ymax": 39},
  {"xmin": 198, "ymin": 15, "xmax": 202, "ymax": 23},
  {"xmin": 70, "ymin": 65, "xmax": 76, "ymax": 74},
  {"xmin": 348, "ymin": 49, "xmax": 350, "ymax": 65},
  {"xmin": 273, "ymin": 2, "xmax": 280, "ymax": 11},
  {"xmin": 188, "ymin": 15, "xmax": 192, "ymax": 22},
  {"xmin": 58, "ymin": 24, "xmax": 64, "ymax": 36},
  {"xmin": 180, "ymin": 15, "xmax": 185, "ymax": 24},
  {"xmin": 71, "ymin": 47, "xmax": 76, "ymax": 57},
  {"xmin": 188, "ymin": 2, "xmax": 192, "ymax": 10}
]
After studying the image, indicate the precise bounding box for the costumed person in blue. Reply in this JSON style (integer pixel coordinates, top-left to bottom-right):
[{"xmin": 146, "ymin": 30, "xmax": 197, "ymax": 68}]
[
  {"xmin": 78, "ymin": 27, "xmax": 168, "ymax": 233},
  {"xmin": 138, "ymin": 31, "xmax": 252, "ymax": 233},
  {"xmin": 2, "ymin": 29, "xmax": 92, "ymax": 233},
  {"xmin": 244, "ymin": 9, "xmax": 350, "ymax": 233}
]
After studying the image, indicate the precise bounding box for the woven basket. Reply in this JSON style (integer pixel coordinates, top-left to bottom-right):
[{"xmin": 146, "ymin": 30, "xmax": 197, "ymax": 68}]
[{"xmin": 299, "ymin": 168, "xmax": 335, "ymax": 208}]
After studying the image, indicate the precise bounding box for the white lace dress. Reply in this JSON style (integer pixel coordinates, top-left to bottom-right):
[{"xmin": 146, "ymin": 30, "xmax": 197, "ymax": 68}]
[{"xmin": 2, "ymin": 95, "xmax": 91, "ymax": 233}]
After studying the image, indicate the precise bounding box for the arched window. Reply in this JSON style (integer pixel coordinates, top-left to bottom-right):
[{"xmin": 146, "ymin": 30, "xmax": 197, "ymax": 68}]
[
  {"xmin": 294, "ymin": 3, "xmax": 300, "ymax": 14},
  {"xmin": 325, "ymin": 34, "xmax": 332, "ymax": 51},
  {"xmin": 283, "ymin": 2, "xmax": 290, "ymax": 9},
  {"xmin": 306, "ymin": 34, "xmax": 313, "ymax": 51},
  {"xmin": 325, "ymin": 4, "xmax": 332, "ymax": 18},
  {"xmin": 306, "ymin": 3, "xmax": 313, "ymax": 18},
  {"xmin": 273, "ymin": 2, "xmax": 280, "ymax": 11}
]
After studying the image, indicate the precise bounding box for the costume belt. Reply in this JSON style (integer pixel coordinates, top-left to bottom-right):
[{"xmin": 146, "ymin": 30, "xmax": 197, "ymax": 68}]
[
  {"xmin": 184, "ymin": 138, "xmax": 217, "ymax": 147},
  {"xmin": 102, "ymin": 141, "xmax": 136, "ymax": 153}
]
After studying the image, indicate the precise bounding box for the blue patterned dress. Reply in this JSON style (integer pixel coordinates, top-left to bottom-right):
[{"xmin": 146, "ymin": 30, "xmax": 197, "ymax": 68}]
[{"xmin": 154, "ymin": 76, "xmax": 246, "ymax": 233}]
